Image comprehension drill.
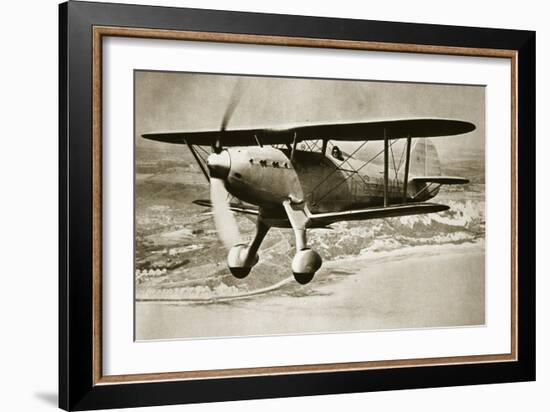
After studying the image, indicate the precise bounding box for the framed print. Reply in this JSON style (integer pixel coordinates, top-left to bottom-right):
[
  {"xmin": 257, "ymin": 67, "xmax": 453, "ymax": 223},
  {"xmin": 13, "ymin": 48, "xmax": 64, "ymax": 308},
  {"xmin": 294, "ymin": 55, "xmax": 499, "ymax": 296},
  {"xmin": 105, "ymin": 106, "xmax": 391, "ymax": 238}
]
[{"xmin": 59, "ymin": 1, "xmax": 535, "ymax": 410}]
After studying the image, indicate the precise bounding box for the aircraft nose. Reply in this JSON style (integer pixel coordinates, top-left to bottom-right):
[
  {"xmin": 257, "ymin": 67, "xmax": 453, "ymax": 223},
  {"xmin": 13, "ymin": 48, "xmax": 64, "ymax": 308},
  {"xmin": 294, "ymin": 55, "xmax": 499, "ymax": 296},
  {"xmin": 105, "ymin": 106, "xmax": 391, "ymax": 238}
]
[{"xmin": 207, "ymin": 150, "xmax": 231, "ymax": 179}]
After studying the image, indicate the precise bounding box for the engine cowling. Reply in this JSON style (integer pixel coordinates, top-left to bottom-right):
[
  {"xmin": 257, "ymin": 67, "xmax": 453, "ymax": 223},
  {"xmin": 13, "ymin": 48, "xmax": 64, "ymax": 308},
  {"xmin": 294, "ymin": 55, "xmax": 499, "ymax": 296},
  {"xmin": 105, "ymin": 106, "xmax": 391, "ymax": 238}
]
[{"xmin": 223, "ymin": 147, "xmax": 304, "ymax": 207}]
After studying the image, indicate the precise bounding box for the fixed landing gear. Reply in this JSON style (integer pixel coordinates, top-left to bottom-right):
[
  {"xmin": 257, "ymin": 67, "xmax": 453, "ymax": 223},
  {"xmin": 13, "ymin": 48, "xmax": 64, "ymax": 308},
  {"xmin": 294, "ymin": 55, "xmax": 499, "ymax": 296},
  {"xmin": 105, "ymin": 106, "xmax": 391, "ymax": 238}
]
[
  {"xmin": 227, "ymin": 244, "xmax": 256, "ymax": 278},
  {"xmin": 227, "ymin": 218, "xmax": 269, "ymax": 279},
  {"xmin": 292, "ymin": 249, "xmax": 322, "ymax": 284},
  {"xmin": 283, "ymin": 201, "xmax": 323, "ymax": 285},
  {"xmin": 226, "ymin": 202, "xmax": 324, "ymax": 285}
]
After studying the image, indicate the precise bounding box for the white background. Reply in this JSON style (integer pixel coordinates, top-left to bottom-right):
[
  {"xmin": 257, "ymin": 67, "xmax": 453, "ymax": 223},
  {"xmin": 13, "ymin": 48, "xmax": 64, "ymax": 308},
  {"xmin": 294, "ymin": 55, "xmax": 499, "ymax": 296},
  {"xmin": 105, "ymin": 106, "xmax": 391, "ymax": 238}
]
[{"xmin": 0, "ymin": 0, "xmax": 546, "ymax": 411}]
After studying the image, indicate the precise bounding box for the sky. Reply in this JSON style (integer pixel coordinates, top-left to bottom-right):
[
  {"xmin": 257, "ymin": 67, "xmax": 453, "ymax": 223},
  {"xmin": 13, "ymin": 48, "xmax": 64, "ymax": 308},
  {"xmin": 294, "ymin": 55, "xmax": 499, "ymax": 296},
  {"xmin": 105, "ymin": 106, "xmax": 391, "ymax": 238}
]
[{"xmin": 135, "ymin": 71, "xmax": 485, "ymax": 160}]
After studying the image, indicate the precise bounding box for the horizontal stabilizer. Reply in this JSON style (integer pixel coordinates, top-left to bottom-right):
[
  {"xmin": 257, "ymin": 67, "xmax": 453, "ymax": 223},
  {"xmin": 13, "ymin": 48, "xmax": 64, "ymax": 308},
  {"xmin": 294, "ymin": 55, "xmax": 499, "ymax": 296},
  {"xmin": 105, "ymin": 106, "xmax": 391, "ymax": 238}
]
[
  {"xmin": 193, "ymin": 199, "xmax": 259, "ymax": 216},
  {"xmin": 308, "ymin": 202, "xmax": 449, "ymax": 226},
  {"xmin": 411, "ymin": 176, "xmax": 469, "ymax": 185}
]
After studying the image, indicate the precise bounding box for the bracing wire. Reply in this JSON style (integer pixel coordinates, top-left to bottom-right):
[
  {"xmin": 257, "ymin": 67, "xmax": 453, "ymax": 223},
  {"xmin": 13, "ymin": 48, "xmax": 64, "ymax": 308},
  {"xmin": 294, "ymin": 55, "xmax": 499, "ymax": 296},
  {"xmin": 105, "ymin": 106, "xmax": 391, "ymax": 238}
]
[
  {"xmin": 396, "ymin": 140, "xmax": 407, "ymax": 172},
  {"xmin": 308, "ymin": 139, "xmax": 370, "ymax": 194},
  {"xmin": 314, "ymin": 140, "xmax": 398, "ymax": 205}
]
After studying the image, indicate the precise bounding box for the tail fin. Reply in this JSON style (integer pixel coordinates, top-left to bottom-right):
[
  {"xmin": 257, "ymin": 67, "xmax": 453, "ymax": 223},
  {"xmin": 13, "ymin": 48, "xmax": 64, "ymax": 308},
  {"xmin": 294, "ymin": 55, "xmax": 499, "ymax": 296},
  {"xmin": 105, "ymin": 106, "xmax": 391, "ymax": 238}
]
[
  {"xmin": 407, "ymin": 140, "xmax": 468, "ymax": 201},
  {"xmin": 410, "ymin": 139, "xmax": 441, "ymax": 177}
]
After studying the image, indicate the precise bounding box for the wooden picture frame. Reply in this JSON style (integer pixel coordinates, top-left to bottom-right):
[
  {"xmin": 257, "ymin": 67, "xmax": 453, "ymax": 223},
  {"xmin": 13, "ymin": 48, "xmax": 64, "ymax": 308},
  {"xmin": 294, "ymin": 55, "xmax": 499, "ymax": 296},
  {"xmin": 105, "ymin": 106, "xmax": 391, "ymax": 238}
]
[{"xmin": 59, "ymin": 1, "xmax": 535, "ymax": 410}]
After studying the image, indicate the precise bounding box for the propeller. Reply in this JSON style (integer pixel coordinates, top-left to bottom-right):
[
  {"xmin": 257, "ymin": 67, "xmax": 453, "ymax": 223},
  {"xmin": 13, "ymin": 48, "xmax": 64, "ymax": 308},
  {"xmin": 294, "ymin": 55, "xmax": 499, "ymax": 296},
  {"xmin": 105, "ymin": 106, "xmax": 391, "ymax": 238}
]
[
  {"xmin": 210, "ymin": 178, "xmax": 241, "ymax": 249},
  {"xmin": 213, "ymin": 80, "xmax": 245, "ymax": 154},
  {"xmin": 208, "ymin": 80, "xmax": 245, "ymax": 249}
]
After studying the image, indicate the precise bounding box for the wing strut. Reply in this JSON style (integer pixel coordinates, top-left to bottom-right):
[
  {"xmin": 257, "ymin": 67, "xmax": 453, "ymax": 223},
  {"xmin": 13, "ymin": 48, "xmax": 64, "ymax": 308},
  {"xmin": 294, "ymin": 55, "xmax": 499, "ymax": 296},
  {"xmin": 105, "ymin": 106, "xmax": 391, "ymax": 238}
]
[
  {"xmin": 253, "ymin": 134, "xmax": 263, "ymax": 147},
  {"xmin": 291, "ymin": 132, "xmax": 298, "ymax": 162},
  {"xmin": 185, "ymin": 140, "xmax": 210, "ymax": 182},
  {"xmin": 321, "ymin": 139, "xmax": 328, "ymax": 155},
  {"xmin": 402, "ymin": 135, "xmax": 412, "ymax": 202}
]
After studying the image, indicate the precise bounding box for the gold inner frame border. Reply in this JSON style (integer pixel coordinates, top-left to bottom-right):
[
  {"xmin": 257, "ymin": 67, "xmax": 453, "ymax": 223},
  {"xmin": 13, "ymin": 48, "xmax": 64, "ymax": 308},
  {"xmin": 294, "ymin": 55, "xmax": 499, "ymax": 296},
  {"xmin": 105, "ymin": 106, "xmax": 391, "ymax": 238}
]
[{"xmin": 91, "ymin": 25, "xmax": 518, "ymax": 386}]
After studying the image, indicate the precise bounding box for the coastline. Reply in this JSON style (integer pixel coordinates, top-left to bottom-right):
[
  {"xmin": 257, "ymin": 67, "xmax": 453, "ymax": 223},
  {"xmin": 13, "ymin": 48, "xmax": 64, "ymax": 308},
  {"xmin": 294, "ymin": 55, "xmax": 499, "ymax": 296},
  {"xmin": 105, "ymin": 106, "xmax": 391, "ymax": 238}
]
[{"xmin": 136, "ymin": 241, "xmax": 485, "ymax": 340}]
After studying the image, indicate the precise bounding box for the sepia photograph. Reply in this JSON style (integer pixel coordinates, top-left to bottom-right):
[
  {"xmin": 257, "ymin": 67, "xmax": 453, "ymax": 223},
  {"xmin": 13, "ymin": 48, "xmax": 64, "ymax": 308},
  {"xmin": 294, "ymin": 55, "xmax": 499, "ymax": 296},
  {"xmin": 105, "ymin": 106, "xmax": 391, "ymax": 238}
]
[{"xmin": 134, "ymin": 71, "xmax": 485, "ymax": 341}]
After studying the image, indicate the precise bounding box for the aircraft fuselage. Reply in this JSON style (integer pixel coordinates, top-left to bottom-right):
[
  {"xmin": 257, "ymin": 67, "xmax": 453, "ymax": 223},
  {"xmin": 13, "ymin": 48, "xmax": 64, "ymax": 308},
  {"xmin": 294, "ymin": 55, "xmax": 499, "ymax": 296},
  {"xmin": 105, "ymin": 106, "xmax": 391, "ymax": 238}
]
[{"xmin": 214, "ymin": 146, "xmax": 436, "ymax": 227}]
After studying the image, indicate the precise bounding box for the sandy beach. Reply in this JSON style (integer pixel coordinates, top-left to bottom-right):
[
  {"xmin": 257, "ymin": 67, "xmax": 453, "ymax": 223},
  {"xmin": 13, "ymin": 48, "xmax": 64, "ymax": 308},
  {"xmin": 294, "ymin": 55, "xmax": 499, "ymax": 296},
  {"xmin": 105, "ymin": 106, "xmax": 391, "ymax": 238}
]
[{"xmin": 136, "ymin": 242, "xmax": 484, "ymax": 340}]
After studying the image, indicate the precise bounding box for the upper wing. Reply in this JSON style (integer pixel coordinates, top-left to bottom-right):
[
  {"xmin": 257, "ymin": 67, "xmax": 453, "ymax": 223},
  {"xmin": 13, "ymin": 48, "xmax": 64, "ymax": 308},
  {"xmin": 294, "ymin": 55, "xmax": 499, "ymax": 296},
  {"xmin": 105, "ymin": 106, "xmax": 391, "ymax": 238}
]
[
  {"xmin": 308, "ymin": 202, "xmax": 449, "ymax": 226},
  {"xmin": 142, "ymin": 118, "xmax": 475, "ymax": 147}
]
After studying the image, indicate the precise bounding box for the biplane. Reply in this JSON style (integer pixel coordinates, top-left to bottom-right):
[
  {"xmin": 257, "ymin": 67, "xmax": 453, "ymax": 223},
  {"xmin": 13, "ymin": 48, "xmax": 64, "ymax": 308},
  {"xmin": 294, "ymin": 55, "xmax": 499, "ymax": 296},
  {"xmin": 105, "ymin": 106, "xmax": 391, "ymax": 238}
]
[{"xmin": 143, "ymin": 99, "xmax": 475, "ymax": 285}]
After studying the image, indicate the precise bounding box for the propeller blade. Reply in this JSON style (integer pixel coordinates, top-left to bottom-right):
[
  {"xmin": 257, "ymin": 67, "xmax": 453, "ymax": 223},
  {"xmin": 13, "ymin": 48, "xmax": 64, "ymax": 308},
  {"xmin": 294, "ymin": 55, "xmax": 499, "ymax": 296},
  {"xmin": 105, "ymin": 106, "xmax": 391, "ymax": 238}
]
[
  {"xmin": 210, "ymin": 178, "xmax": 241, "ymax": 250},
  {"xmin": 220, "ymin": 80, "xmax": 245, "ymax": 132}
]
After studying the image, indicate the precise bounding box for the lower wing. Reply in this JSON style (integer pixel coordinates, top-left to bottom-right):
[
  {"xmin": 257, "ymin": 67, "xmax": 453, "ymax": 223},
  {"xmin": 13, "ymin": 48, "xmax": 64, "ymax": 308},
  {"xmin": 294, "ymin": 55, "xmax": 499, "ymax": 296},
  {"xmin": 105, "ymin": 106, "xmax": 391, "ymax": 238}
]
[
  {"xmin": 193, "ymin": 199, "xmax": 259, "ymax": 216},
  {"xmin": 308, "ymin": 202, "xmax": 449, "ymax": 226},
  {"xmin": 411, "ymin": 176, "xmax": 469, "ymax": 185},
  {"xmin": 193, "ymin": 199, "xmax": 449, "ymax": 227}
]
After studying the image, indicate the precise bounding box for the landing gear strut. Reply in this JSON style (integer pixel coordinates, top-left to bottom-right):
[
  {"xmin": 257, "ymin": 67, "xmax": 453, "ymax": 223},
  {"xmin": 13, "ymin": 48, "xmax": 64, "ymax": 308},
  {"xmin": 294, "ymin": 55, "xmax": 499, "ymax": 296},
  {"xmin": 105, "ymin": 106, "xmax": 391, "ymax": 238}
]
[{"xmin": 283, "ymin": 200, "xmax": 323, "ymax": 285}]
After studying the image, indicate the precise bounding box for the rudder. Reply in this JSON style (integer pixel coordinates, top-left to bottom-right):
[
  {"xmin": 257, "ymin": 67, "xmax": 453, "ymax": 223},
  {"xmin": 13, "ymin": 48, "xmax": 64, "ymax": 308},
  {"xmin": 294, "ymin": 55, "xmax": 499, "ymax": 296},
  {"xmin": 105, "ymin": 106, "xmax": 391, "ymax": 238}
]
[{"xmin": 410, "ymin": 139, "xmax": 441, "ymax": 177}]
